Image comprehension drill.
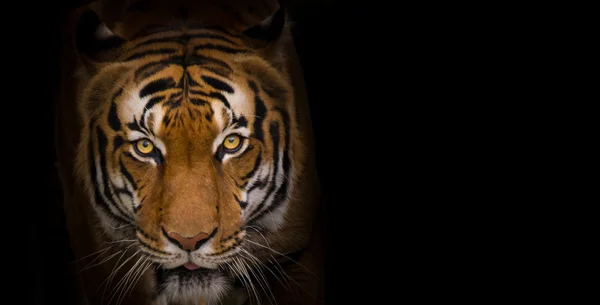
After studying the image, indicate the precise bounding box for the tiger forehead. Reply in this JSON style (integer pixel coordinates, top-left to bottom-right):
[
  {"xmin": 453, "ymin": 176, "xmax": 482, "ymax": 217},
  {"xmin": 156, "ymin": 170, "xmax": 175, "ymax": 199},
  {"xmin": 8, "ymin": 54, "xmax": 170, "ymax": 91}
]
[
  {"xmin": 121, "ymin": 27, "xmax": 249, "ymax": 66},
  {"xmin": 108, "ymin": 62, "xmax": 253, "ymax": 139},
  {"xmin": 130, "ymin": 63, "xmax": 253, "ymax": 114}
]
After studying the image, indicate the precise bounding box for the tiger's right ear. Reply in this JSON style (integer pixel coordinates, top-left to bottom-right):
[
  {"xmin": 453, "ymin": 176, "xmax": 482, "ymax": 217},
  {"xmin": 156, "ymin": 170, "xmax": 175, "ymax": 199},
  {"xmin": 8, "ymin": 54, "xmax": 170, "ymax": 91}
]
[{"xmin": 75, "ymin": 9, "xmax": 126, "ymax": 69}]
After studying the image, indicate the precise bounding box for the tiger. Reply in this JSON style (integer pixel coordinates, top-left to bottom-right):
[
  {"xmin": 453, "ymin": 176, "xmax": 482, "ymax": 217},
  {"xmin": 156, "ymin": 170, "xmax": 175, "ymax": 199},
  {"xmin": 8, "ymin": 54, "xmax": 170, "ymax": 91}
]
[{"xmin": 54, "ymin": 1, "xmax": 325, "ymax": 304}]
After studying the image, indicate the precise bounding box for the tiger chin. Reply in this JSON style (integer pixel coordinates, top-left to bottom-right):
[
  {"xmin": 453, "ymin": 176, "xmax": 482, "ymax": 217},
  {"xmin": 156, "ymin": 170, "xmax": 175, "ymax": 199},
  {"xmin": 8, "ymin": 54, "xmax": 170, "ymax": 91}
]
[{"xmin": 55, "ymin": 1, "xmax": 325, "ymax": 305}]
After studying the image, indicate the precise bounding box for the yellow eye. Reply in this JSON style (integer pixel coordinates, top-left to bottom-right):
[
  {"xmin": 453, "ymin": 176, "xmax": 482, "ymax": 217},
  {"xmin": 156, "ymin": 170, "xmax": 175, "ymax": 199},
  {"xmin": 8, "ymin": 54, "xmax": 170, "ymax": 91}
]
[
  {"xmin": 135, "ymin": 139, "xmax": 154, "ymax": 155},
  {"xmin": 222, "ymin": 134, "xmax": 243, "ymax": 151}
]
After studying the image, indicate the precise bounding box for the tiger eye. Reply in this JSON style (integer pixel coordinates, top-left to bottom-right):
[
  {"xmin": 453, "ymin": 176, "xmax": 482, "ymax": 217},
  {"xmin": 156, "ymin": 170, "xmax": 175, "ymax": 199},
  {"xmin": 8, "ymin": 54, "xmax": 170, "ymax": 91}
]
[
  {"xmin": 222, "ymin": 135, "xmax": 242, "ymax": 151},
  {"xmin": 136, "ymin": 139, "xmax": 154, "ymax": 155}
]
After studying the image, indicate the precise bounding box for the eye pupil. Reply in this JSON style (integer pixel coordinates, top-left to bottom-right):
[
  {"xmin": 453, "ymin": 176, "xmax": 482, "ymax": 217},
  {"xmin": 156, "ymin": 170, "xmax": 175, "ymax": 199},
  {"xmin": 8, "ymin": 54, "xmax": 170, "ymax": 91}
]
[{"xmin": 228, "ymin": 137, "xmax": 235, "ymax": 143}]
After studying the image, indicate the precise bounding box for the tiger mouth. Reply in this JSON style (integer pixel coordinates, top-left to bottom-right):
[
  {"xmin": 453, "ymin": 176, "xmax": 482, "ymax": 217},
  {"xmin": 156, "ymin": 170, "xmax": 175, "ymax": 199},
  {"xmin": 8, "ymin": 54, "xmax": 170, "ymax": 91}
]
[
  {"xmin": 154, "ymin": 263, "xmax": 225, "ymax": 293},
  {"xmin": 154, "ymin": 263, "xmax": 222, "ymax": 278}
]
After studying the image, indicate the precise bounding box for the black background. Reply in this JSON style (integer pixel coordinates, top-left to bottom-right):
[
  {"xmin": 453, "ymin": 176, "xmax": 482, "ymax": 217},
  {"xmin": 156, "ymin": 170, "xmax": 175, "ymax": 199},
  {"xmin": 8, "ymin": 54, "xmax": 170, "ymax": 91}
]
[
  {"xmin": 10, "ymin": 0, "xmax": 477, "ymax": 304},
  {"xmin": 20, "ymin": 1, "xmax": 377, "ymax": 304}
]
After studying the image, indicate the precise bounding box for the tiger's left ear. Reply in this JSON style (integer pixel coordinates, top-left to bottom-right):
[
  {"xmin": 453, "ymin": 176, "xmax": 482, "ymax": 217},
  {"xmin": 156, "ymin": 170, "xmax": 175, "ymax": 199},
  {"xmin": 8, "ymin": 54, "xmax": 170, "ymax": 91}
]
[
  {"xmin": 241, "ymin": 2, "xmax": 286, "ymax": 48},
  {"xmin": 74, "ymin": 9, "xmax": 126, "ymax": 72}
]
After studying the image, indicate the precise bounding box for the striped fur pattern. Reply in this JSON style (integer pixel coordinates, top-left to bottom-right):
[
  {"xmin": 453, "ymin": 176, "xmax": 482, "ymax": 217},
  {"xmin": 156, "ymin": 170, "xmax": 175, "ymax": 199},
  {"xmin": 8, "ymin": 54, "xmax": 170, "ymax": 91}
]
[{"xmin": 74, "ymin": 17, "xmax": 304, "ymax": 304}]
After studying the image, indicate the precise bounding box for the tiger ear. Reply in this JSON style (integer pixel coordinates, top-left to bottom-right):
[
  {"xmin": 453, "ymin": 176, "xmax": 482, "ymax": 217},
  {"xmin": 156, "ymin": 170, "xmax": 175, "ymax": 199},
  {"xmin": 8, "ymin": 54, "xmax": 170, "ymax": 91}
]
[
  {"xmin": 241, "ymin": 2, "xmax": 286, "ymax": 48},
  {"xmin": 75, "ymin": 9, "xmax": 126, "ymax": 69}
]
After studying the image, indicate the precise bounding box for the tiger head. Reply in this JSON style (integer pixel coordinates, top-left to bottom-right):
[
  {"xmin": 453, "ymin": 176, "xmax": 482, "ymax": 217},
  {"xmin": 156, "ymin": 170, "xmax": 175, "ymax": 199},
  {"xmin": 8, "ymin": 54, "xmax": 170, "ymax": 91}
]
[{"xmin": 72, "ymin": 1, "xmax": 303, "ymax": 301}]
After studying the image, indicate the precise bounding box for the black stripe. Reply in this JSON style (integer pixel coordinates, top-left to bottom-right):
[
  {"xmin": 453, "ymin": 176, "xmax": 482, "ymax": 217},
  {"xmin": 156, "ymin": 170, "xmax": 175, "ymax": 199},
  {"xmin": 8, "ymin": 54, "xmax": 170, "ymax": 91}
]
[
  {"xmin": 162, "ymin": 114, "xmax": 172, "ymax": 127},
  {"xmin": 234, "ymin": 194, "xmax": 248, "ymax": 209},
  {"xmin": 253, "ymin": 96, "xmax": 266, "ymax": 141},
  {"xmin": 249, "ymin": 80, "xmax": 265, "ymax": 141},
  {"xmin": 142, "ymin": 96, "xmax": 164, "ymax": 121},
  {"xmin": 185, "ymin": 71, "xmax": 201, "ymax": 87},
  {"xmin": 138, "ymin": 194, "xmax": 146, "ymax": 211},
  {"xmin": 88, "ymin": 122, "xmax": 129, "ymax": 224},
  {"xmin": 202, "ymin": 66, "xmax": 232, "ymax": 78},
  {"xmin": 164, "ymin": 98, "xmax": 182, "ymax": 108},
  {"xmin": 201, "ymin": 76, "xmax": 234, "ymax": 94},
  {"xmin": 189, "ymin": 89, "xmax": 204, "ymax": 95},
  {"xmin": 134, "ymin": 62, "xmax": 172, "ymax": 82},
  {"xmin": 212, "ymin": 92, "xmax": 231, "ymax": 109},
  {"xmin": 186, "ymin": 54, "xmax": 233, "ymax": 72},
  {"xmin": 120, "ymin": 158, "xmax": 137, "ymax": 190},
  {"xmin": 234, "ymin": 115, "xmax": 248, "ymax": 128},
  {"xmin": 133, "ymin": 55, "xmax": 232, "ymax": 81},
  {"xmin": 254, "ymin": 110, "xmax": 291, "ymax": 219},
  {"xmin": 248, "ymin": 80, "xmax": 259, "ymax": 93},
  {"xmin": 138, "ymin": 241, "xmax": 171, "ymax": 256},
  {"xmin": 139, "ymin": 78, "xmax": 176, "ymax": 99},
  {"xmin": 97, "ymin": 127, "xmax": 135, "ymax": 223},
  {"xmin": 170, "ymin": 92, "xmax": 183, "ymax": 100},
  {"xmin": 248, "ymin": 121, "xmax": 281, "ymax": 221},
  {"xmin": 242, "ymin": 150, "xmax": 262, "ymax": 180},
  {"xmin": 215, "ymin": 146, "xmax": 225, "ymax": 162},
  {"xmin": 127, "ymin": 116, "xmax": 151, "ymax": 135},
  {"xmin": 108, "ymin": 88, "xmax": 123, "ymax": 131},
  {"xmin": 194, "ymin": 44, "xmax": 249, "ymax": 54},
  {"xmin": 247, "ymin": 177, "xmax": 268, "ymax": 193},
  {"xmin": 126, "ymin": 119, "xmax": 144, "ymax": 133},
  {"xmin": 115, "ymin": 187, "xmax": 137, "ymax": 213},
  {"xmin": 193, "ymin": 91, "xmax": 231, "ymax": 109},
  {"xmin": 233, "ymin": 114, "xmax": 248, "ymax": 127},
  {"xmin": 113, "ymin": 136, "xmax": 124, "ymax": 152},
  {"xmin": 189, "ymin": 98, "xmax": 208, "ymax": 106},
  {"xmin": 137, "ymin": 227, "xmax": 158, "ymax": 242},
  {"xmin": 124, "ymin": 48, "xmax": 179, "ymax": 61}
]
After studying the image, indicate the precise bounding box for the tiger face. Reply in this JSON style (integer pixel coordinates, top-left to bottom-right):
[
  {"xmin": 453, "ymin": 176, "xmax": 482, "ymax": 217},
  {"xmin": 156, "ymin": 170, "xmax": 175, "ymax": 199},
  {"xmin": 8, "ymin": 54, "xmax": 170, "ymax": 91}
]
[{"xmin": 73, "ymin": 5, "xmax": 299, "ymax": 303}]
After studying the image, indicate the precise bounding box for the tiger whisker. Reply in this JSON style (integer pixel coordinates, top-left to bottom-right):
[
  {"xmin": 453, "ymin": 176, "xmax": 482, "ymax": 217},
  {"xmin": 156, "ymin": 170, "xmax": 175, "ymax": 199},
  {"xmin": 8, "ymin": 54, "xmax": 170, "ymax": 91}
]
[
  {"xmin": 238, "ymin": 251, "xmax": 277, "ymax": 305},
  {"xmin": 100, "ymin": 247, "xmax": 141, "ymax": 303},
  {"xmin": 233, "ymin": 257, "xmax": 260, "ymax": 305},
  {"xmin": 98, "ymin": 242, "xmax": 138, "ymax": 296},
  {"xmin": 107, "ymin": 252, "xmax": 146, "ymax": 305},
  {"xmin": 69, "ymin": 244, "xmax": 115, "ymax": 264},
  {"xmin": 244, "ymin": 237, "xmax": 322, "ymax": 301},
  {"xmin": 243, "ymin": 239, "xmax": 315, "ymax": 276},
  {"xmin": 78, "ymin": 250, "xmax": 123, "ymax": 273},
  {"xmin": 128, "ymin": 260, "xmax": 153, "ymax": 298},
  {"xmin": 106, "ymin": 239, "xmax": 138, "ymax": 244},
  {"xmin": 224, "ymin": 261, "xmax": 255, "ymax": 305},
  {"xmin": 116, "ymin": 255, "xmax": 151, "ymax": 305},
  {"xmin": 241, "ymin": 247, "xmax": 291, "ymax": 293}
]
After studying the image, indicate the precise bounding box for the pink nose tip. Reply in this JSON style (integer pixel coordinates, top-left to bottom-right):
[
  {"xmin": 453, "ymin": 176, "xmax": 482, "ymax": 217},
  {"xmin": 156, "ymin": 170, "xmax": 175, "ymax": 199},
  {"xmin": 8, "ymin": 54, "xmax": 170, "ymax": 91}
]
[{"xmin": 162, "ymin": 227, "xmax": 210, "ymax": 251}]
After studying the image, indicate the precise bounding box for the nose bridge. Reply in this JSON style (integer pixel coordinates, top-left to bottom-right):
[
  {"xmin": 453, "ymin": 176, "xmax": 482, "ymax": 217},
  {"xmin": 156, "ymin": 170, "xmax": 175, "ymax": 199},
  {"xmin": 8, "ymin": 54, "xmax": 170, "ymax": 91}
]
[{"xmin": 161, "ymin": 156, "xmax": 219, "ymax": 238}]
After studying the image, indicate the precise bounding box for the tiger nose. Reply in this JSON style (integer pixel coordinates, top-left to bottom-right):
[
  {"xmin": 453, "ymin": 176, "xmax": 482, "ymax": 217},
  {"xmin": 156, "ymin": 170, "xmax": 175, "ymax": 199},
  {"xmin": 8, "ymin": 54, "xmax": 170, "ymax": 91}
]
[{"xmin": 161, "ymin": 227, "xmax": 212, "ymax": 251}]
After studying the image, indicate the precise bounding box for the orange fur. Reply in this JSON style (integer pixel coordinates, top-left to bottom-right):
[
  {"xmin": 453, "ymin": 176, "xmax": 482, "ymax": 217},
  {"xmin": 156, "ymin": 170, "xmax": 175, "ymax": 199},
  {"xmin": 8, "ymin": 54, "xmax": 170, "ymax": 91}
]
[{"xmin": 55, "ymin": 1, "xmax": 324, "ymax": 305}]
